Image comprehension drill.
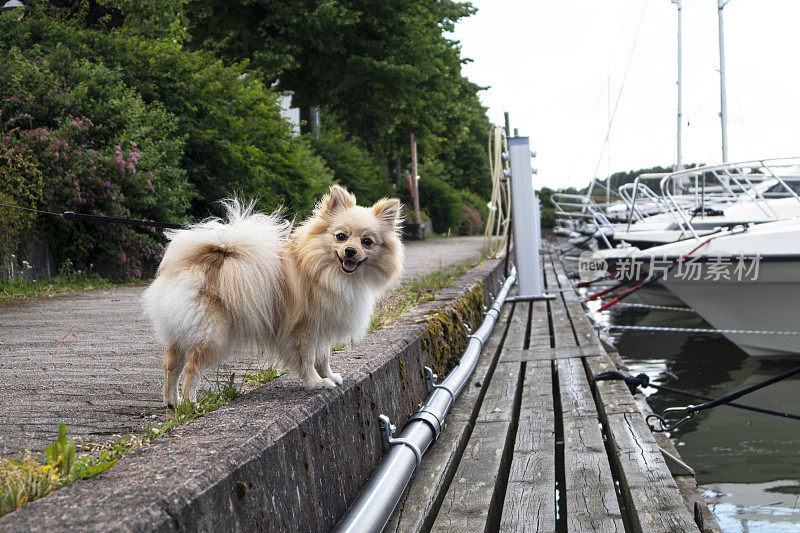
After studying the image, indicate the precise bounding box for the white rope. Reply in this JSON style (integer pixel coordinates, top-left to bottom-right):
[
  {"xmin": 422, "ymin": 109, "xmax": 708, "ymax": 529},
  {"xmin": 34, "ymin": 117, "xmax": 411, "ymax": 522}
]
[
  {"xmin": 606, "ymin": 324, "xmax": 800, "ymax": 336},
  {"xmin": 484, "ymin": 125, "xmax": 510, "ymax": 257},
  {"xmin": 614, "ymin": 302, "xmax": 696, "ymax": 312}
]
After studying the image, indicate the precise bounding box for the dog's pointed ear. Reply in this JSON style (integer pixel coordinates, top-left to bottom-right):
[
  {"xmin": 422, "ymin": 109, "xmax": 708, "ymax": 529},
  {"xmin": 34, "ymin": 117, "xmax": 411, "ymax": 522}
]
[
  {"xmin": 316, "ymin": 185, "xmax": 356, "ymax": 216},
  {"xmin": 372, "ymin": 198, "xmax": 402, "ymax": 227}
]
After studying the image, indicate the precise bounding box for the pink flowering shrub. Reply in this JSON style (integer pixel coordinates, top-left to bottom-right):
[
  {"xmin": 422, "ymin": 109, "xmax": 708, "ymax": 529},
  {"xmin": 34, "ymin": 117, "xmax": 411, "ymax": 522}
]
[
  {"xmin": 0, "ymin": 35, "xmax": 191, "ymax": 278},
  {"xmin": 0, "ymin": 111, "xmax": 177, "ymax": 278}
]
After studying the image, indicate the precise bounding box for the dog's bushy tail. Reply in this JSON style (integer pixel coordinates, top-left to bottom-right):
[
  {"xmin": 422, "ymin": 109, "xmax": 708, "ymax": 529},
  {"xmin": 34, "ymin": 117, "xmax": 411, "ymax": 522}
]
[
  {"xmin": 159, "ymin": 198, "xmax": 291, "ymax": 270},
  {"xmin": 143, "ymin": 198, "xmax": 291, "ymax": 347}
]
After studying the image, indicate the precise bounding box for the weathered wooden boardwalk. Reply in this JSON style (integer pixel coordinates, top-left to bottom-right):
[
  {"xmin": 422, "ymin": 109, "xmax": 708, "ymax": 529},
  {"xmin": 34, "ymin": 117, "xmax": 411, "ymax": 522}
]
[{"xmin": 387, "ymin": 249, "xmax": 721, "ymax": 532}]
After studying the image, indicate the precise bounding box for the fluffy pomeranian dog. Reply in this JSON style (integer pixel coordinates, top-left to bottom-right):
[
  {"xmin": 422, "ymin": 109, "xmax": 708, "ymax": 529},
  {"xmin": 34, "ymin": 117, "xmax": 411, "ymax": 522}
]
[{"xmin": 142, "ymin": 185, "xmax": 403, "ymax": 406}]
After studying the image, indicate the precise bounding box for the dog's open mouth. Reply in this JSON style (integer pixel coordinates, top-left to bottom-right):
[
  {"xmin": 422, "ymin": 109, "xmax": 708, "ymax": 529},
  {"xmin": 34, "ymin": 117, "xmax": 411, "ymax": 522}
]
[{"xmin": 338, "ymin": 255, "xmax": 364, "ymax": 273}]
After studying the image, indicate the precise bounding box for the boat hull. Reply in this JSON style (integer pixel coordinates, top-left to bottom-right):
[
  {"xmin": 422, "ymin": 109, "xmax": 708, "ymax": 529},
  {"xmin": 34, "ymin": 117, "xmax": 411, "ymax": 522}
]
[{"xmin": 662, "ymin": 259, "xmax": 800, "ymax": 357}]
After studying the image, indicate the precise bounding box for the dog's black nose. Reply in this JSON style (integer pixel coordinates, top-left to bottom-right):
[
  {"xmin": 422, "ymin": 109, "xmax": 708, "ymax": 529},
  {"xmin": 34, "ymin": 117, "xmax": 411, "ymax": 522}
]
[{"xmin": 344, "ymin": 247, "xmax": 357, "ymax": 258}]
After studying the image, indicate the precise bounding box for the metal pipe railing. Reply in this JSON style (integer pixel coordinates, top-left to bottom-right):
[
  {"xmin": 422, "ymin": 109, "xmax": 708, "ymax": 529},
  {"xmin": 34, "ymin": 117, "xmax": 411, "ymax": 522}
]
[{"xmin": 334, "ymin": 267, "xmax": 518, "ymax": 533}]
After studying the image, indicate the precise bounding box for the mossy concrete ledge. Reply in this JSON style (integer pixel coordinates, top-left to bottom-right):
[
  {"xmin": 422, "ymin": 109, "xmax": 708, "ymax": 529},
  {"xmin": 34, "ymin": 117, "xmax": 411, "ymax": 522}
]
[{"xmin": 0, "ymin": 259, "xmax": 505, "ymax": 532}]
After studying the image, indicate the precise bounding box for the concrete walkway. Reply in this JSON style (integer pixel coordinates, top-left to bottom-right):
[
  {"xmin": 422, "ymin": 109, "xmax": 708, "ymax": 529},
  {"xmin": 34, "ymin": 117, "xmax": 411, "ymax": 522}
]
[
  {"xmin": 0, "ymin": 236, "xmax": 489, "ymax": 458},
  {"xmin": 401, "ymin": 236, "xmax": 492, "ymax": 280}
]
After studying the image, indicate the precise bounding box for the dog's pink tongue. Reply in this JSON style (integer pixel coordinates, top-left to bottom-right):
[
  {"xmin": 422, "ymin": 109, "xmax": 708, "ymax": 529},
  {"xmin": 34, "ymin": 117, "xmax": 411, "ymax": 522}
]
[{"xmin": 343, "ymin": 260, "xmax": 358, "ymax": 272}]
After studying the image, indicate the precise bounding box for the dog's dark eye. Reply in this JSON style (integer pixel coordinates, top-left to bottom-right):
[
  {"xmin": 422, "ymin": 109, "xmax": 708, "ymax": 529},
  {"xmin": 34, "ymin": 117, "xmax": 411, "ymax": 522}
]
[
  {"xmin": 361, "ymin": 237, "xmax": 374, "ymax": 247},
  {"xmin": 335, "ymin": 233, "xmax": 348, "ymax": 242}
]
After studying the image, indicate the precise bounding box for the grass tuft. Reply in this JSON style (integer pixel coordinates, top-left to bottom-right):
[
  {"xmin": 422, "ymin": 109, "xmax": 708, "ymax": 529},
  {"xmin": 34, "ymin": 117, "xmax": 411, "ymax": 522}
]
[
  {"xmin": 369, "ymin": 260, "xmax": 479, "ymax": 331},
  {"xmin": 0, "ymin": 366, "xmax": 283, "ymax": 518},
  {"xmin": 0, "ymin": 259, "xmax": 119, "ymax": 302}
]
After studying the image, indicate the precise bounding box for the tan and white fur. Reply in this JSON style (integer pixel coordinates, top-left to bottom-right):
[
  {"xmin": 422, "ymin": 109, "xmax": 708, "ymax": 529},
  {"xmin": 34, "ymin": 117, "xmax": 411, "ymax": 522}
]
[{"xmin": 142, "ymin": 186, "xmax": 403, "ymax": 406}]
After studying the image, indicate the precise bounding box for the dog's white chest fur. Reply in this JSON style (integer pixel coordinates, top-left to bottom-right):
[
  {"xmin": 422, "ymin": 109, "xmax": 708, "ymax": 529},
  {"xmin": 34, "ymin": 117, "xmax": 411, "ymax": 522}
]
[{"xmin": 323, "ymin": 283, "xmax": 376, "ymax": 342}]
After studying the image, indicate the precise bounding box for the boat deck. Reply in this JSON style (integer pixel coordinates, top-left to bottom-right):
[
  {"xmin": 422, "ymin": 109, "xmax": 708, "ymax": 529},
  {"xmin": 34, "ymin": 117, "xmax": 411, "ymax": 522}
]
[{"xmin": 386, "ymin": 248, "xmax": 721, "ymax": 532}]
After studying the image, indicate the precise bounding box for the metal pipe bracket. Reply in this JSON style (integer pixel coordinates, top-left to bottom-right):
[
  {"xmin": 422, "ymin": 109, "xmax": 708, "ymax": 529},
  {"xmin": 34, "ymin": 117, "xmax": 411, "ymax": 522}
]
[
  {"xmin": 424, "ymin": 366, "xmax": 456, "ymax": 411},
  {"xmin": 378, "ymin": 414, "xmax": 422, "ymax": 466}
]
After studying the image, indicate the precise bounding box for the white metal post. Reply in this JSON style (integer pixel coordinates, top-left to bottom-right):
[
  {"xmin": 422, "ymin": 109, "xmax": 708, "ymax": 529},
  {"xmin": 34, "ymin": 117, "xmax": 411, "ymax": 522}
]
[
  {"xmin": 508, "ymin": 136, "xmax": 544, "ymax": 298},
  {"xmin": 532, "ymin": 192, "xmax": 542, "ymax": 250}
]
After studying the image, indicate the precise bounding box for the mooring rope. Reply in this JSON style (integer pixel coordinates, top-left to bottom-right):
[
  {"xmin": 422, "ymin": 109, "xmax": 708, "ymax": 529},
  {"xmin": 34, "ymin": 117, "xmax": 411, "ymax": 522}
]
[
  {"xmin": 612, "ymin": 302, "xmax": 695, "ymax": 312},
  {"xmin": 590, "ymin": 368, "xmax": 800, "ymax": 432},
  {"xmin": 605, "ymin": 324, "xmax": 800, "ymax": 336},
  {"xmin": 585, "ymin": 234, "xmax": 719, "ymax": 310}
]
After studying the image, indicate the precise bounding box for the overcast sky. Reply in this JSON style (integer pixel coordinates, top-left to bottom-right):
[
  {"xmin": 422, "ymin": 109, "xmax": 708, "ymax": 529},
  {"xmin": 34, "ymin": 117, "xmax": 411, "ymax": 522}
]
[{"xmin": 450, "ymin": 0, "xmax": 800, "ymax": 190}]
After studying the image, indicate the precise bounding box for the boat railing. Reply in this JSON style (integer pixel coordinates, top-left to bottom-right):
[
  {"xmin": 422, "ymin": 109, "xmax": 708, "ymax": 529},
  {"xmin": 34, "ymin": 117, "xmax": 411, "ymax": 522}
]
[
  {"xmin": 619, "ymin": 174, "xmax": 702, "ymax": 232},
  {"xmin": 550, "ymin": 193, "xmax": 614, "ymax": 227},
  {"xmin": 618, "ymin": 179, "xmax": 669, "ymax": 229},
  {"xmin": 658, "ymin": 157, "xmax": 800, "ymax": 240},
  {"xmin": 550, "ymin": 193, "xmax": 617, "ymax": 248}
]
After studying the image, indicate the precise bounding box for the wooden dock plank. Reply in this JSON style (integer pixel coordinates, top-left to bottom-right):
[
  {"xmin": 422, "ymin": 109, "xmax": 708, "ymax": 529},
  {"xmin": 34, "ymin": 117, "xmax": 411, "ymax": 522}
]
[
  {"xmin": 544, "ymin": 255, "xmax": 625, "ymax": 530},
  {"xmin": 558, "ymin": 358, "xmax": 624, "ymax": 532},
  {"xmin": 394, "ymin": 250, "xmax": 711, "ymax": 532},
  {"xmin": 583, "ymin": 355, "xmax": 643, "ymax": 416},
  {"xmin": 498, "ymin": 359, "xmax": 555, "ymax": 532},
  {"xmin": 603, "ymin": 410, "xmax": 699, "ymax": 532},
  {"xmin": 430, "ymin": 302, "xmax": 529, "ymax": 532},
  {"xmin": 548, "ymin": 259, "xmax": 605, "ymax": 349},
  {"xmin": 543, "ymin": 259, "xmax": 579, "ymax": 350},
  {"xmin": 545, "ymin": 255, "xmax": 701, "ymax": 532},
  {"xmin": 633, "ymin": 396, "xmax": 722, "ymax": 533},
  {"xmin": 385, "ymin": 304, "xmax": 514, "ymax": 533},
  {"xmin": 557, "ymin": 356, "xmax": 597, "ymax": 416},
  {"xmin": 547, "ymin": 253, "xmax": 701, "ymax": 532},
  {"xmin": 499, "ymin": 345, "xmax": 602, "ymax": 363}
]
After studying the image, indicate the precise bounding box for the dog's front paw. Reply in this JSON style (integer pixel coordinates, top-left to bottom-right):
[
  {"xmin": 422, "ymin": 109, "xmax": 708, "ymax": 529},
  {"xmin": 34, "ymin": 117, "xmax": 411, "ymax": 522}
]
[
  {"xmin": 328, "ymin": 372, "xmax": 343, "ymax": 385},
  {"xmin": 308, "ymin": 377, "xmax": 337, "ymax": 389}
]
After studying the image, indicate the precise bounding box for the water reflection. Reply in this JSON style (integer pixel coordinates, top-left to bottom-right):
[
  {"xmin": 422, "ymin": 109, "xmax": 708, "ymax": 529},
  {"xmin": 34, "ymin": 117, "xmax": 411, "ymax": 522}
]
[{"xmin": 581, "ymin": 284, "xmax": 800, "ymax": 532}]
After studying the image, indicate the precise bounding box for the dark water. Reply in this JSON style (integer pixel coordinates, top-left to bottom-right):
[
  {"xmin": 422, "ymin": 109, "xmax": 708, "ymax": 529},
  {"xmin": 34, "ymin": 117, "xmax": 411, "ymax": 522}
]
[{"xmin": 585, "ymin": 288, "xmax": 800, "ymax": 532}]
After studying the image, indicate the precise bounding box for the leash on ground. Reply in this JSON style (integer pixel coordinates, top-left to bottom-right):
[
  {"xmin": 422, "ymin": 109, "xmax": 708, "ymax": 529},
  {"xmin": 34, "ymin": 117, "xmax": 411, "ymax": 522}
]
[
  {"xmin": 0, "ymin": 202, "xmax": 187, "ymax": 230},
  {"xmin": 590, "ymin": 367, "xmax": 800, "ymax": 432}
]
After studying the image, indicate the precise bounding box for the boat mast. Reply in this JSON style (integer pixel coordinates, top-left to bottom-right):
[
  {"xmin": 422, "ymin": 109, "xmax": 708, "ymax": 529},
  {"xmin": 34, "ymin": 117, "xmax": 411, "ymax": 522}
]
[
  {"xmin": 672, "ymin": 0, "xmax": 684, "ymax": 171},
  {"xmin": 718, "ymin": 0, "xmax": 730, "ymax": 163}
]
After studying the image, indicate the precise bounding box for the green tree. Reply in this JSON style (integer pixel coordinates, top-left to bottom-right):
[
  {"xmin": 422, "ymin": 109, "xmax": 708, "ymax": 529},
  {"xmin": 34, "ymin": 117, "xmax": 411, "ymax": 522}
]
[
  {"xmin": 182, "ymin": 0, "xmax": 493, "ymax": 227},
  {"xmin": 1, "ymin": 8, "xmax": 333, "ymax": 218}
]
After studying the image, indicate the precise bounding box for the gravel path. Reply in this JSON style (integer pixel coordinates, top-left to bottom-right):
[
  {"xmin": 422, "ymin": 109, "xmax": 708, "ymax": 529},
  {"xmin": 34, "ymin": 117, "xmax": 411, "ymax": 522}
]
[{"xmin": 0, "ymin": 236, "xmax": 489, "ymax": 457}]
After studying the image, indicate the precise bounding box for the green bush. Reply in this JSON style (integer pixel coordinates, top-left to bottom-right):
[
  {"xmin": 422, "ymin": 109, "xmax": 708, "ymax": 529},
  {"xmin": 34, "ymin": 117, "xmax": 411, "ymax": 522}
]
[
  {"xmin": 416, "ymin": 171, "xmax": 462, "ymax": 234},
  {"xmin": 458, "ymin": 189, "xmax": 488, "ymax": 233},
  {"xmin": 0, "ymin": 10, "xmax": 335, "ymax": 214},
  {"xmin": 0, "ymin": 111, "xmax": 179, "ymax": 277},
  {"xmin": 537, "ymin": 187, "xmax": 556, "ymax": 229},
  {"xmin": 0, "ymin": 9, "xmax": 335, "ymax": 277},
  {"xmin": 0, "ymin": 146, "xmax": 44, "ymax": 277},
  {"xmin": 0, "ymin": 34, "xmax": 190, "ymax": 276}
]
